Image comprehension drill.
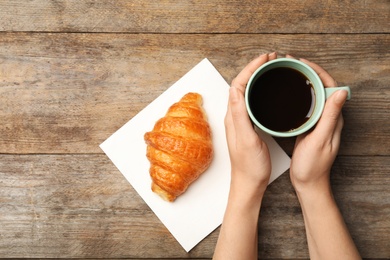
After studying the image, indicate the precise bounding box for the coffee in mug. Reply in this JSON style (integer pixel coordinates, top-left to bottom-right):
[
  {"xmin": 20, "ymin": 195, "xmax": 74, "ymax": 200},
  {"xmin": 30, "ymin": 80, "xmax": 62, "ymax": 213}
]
[
  {"xmin": 248, "ymin": 67, "xmax": 314, "ymax": 132},
  {"xmin": 245, "ymin": 58, "xmax": 351, "ymax": 137}
]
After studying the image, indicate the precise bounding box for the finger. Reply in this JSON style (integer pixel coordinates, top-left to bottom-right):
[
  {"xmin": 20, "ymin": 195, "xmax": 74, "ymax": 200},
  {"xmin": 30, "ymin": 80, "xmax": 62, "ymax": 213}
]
[
  {"xmin": 231, "ymin": 53, "xmax": 270, "ymax": 93},
  {"xmin": 228, "ymin": 87, "xmax": 257, "ymax": 142},
  {"xmin": 300, "ymin": 58, "xmax": 337, "ymax": 88},
  {"xmin": 313, "ymin": 90, "xmax": 348, "ymax": 142},
  {"xmin": 330, "ymin": 114, "xmax": 344, "ymax": 150},
  {"xmin": 224, "ymin": 90, "xmax": 235, "ymax": 146},
  {"xmin": 294, "ymin": 130, "xmax": 307, "ymax": 148},
  {"xmin": 268, "ymin": 51, "xmax": 277, "ymax": 61},
  {"xmin": 334, "ymin": 112, "xmax": 344, "ymax": 136}
]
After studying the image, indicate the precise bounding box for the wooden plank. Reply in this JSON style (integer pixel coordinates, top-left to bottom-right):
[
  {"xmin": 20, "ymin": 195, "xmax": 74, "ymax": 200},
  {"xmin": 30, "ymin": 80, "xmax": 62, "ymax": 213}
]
[
  {"xmin": 0, "ymin": 0, "xmax": 389, "ymax": 33},
  {"xmin": 0, "ymin": 154, "xmax": 207, "ymax": 258},
  {"xmin": 0, "ymin": 154, "xmax": 388, "ymax": 258},
  {"xmin": 260, "ymin": 155, "xmax": 390, "ymax": 259},
  {"xmin": 0, "ymin": 33, "xmax": 389, "ymax": 155}
]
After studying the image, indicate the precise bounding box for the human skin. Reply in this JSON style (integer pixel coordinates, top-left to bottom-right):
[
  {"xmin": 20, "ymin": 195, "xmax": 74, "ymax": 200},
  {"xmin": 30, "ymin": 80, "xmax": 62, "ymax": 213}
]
[
  {"xmin": 289, "ymin": 56, "xmax": 361, "ymax": 260},
  {"xmin": 213, "ymin": 53, "xmax": 361, "ymax": 260},
  {"xmin": 213, "ymin": 52, "xmax": 276, "ymax": 260}
]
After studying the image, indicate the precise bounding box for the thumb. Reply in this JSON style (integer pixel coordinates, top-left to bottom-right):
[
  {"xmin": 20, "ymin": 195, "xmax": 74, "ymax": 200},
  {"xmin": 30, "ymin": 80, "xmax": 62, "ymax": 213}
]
[
  {"xmin": 229, "ymin": 87, "xmax": 256, "ymax": 139},
  {"xmin": 314, "ymin": 90, "xmax": 348, "ymax": 141}
]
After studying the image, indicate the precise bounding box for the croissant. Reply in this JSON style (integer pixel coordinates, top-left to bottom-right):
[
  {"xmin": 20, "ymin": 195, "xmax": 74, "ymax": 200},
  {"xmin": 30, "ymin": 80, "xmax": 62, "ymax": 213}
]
[{"xmin": 144, "ymin": 92, "xmax": 213, "ymax": 202}]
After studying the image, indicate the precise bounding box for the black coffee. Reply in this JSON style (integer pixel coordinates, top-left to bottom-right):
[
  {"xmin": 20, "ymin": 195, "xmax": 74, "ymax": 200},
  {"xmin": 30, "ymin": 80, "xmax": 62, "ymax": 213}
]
[{"xmin": 249, "ymin": 67, "xmax": 314, "ymax": 132}]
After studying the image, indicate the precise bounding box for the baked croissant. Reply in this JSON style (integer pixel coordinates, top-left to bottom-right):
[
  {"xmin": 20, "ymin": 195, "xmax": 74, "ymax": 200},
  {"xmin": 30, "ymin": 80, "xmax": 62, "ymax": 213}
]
[{"xmin": 144, "ymin": 92, "xmax": 213, "ymax": 202}]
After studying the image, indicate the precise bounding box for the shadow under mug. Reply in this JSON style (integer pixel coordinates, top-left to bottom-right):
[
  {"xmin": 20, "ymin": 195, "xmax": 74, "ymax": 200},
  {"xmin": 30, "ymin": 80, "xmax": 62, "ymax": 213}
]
[{"xmin": 245, "ymin": 58, "xmax": 351, "ymax": 137}]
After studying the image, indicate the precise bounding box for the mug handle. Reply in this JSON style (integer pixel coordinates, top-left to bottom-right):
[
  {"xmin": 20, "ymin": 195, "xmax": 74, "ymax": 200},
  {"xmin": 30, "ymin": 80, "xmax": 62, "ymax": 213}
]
[{"xmin": 325, "ymin": 86, "xmax": 351, "ymax": 100}]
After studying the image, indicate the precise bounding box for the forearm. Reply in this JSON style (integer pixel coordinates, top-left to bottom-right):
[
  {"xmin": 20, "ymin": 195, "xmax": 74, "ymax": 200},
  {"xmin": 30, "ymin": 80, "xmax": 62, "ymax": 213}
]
[
  {"xmin": 296, "ymin": 182, "xmax": 361, "ymax": 260},
  {"xmin": 213, "ymin": 182, "xmax": 264, "ymax": 260}
]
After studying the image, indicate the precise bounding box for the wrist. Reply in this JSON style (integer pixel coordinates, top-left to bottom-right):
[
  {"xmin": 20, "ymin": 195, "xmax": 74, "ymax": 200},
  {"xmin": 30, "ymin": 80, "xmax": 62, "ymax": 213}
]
[
  {"xmin": 295, "ymin": 181, "xmax": 334, "ymax": 207},
  {"xmin": 228, "ymin": 180, "xmax": 266, "ymax": 212},
  {"xmin": 230, "ymin": 176, "xmax": 268, "ymax": 201},
  {"xmin": 290, "ymin": 170, "xmax": 331, "ymax": 194}
]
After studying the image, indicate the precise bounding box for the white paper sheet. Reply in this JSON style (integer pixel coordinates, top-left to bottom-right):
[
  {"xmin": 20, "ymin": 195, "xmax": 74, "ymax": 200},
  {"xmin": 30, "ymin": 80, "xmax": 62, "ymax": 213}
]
[{"xmin": 100, "ymin": 58, "xmax": 291, "ymax": 252}]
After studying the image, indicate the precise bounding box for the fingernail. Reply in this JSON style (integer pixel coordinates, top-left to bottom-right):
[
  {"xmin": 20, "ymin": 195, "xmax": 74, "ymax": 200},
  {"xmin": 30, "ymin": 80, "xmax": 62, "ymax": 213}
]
[
  {"xmin": 334, "ymin": 90, "xmax": 348, "ymax": 105},
  {"xmin": 268, "ymin": 51, "xmax": 277, "ymax": 57},
  {"xmin": 259, "ymin": 53, "xmax": 268, "ymax": 58}
]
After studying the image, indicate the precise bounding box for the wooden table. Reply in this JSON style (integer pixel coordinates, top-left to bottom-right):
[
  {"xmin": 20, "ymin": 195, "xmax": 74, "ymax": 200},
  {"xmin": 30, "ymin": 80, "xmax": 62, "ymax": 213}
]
[{"xmin": 0, "ymin": 1, "xmax": 389, "ymax": 258}]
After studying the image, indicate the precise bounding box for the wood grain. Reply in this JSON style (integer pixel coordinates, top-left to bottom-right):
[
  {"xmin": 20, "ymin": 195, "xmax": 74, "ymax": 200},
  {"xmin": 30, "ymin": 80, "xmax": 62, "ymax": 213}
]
[
  {"xmin": 0, "ymin": 0, "xmax": 389, "ymax": 33},
  {"xmin": 0, "ymin": 33, "xmax": 389, "ymax": 155},
  {"xmin": 0, "ymin": 0, "xmax": 389, "ymax": 258},
  {"xmin": 0, "ymin": 154, "xmax": 388, "ymax": 258}
]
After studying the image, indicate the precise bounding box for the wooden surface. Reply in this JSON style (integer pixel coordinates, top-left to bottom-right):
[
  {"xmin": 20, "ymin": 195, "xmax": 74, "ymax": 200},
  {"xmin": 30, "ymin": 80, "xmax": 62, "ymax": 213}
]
[{"xmin": 0, "ymin": 0, "xmax": 389, "ymax": 258}]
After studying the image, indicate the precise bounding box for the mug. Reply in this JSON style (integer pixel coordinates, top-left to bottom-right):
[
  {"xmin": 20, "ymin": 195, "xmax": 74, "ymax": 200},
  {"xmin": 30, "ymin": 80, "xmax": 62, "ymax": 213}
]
[{"xmin": 245, "ymin": 58, "xmax": 351, "ymax": 137}]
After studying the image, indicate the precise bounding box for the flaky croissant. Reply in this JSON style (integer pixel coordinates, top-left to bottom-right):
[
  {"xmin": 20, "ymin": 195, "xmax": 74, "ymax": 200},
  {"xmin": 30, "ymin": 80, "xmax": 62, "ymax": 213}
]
[{"xmin": 144, "ymin": 92, "xmax": 213, "ymax": 202}]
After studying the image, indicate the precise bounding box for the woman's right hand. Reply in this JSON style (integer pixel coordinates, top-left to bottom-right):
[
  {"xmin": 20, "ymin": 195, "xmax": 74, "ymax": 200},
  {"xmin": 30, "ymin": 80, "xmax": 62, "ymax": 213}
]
[{"xmin": 225, "ymin": 53, "xmax": 276, "ymax": 198}]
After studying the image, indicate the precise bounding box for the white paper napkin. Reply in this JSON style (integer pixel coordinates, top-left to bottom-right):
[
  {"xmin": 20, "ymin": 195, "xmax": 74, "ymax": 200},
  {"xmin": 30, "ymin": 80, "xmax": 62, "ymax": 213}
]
[{"xmin": 100, "ymin": 58, "xmax": 291, "ymax": 252}]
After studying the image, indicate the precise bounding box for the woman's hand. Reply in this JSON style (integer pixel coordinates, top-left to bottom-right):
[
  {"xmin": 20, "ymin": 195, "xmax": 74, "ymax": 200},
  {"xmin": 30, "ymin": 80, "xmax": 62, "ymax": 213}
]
[
  {"xmin": 213, "ymin": 52, "xmax": 276, "ymax": 260},
  {"xmin": 289, "ymin": 57, "xmax": 348, "ymax": 193},
  {"xmin": 225, "ymin": 53, "xmax": 276, "ymax": 198},
  {"xmin": 288, "ymin": 56, "xmax": 361, "ymax": 260}
]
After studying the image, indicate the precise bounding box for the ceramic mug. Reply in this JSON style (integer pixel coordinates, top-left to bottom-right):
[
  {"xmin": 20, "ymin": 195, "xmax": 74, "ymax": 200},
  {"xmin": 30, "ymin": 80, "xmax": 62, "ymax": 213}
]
[{"xmin": 245, "ymin": 58, "xmax": 351, "ymax": 137}]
